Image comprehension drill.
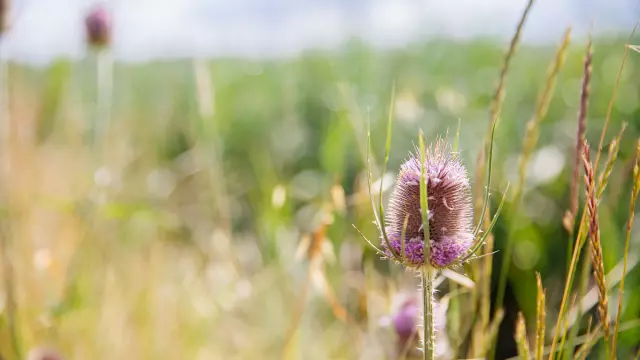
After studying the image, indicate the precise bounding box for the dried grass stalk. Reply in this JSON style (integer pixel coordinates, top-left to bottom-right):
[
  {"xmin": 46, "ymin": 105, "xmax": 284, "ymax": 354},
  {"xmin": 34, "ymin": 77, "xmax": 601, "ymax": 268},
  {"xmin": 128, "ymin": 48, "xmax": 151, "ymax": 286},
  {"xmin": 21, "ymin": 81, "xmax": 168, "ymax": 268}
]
[
  {"xmin": 582, "ymin": 141, "xmax": 610, "ymax": 340},
  {"xmin": 487, "ymin": 0, "xmax": 535, "ymax": 128},
  {"xmin": 535, "ymin": 273, "xmax": 546, "ymax": 360},
  {"xmin": 549, "ymin": 23, "xmax": 638, "ymax": 358},
  {"xmin": 475, "ymin": 0, "xmax": 536, "ymax": 214},
  {"xmin": 574, "ymin": 319, "xmax": 600, "ymax": 360},
  {"xmin": 498, "ymin": 26, "xmax": 572, "ymax": 309},
  {"xmin": 570, "ymin": 124, "xmax": 626, "ymax": 260},
  {"xmin": 471, "ymin": 0, "xmax": 535, "ymax": 352},
  {"xmin": 564, "ymin": 38, "xmax": 592, "ymax": 232},
  {"xmin": 515, "ymin": 312, "xmax": 531, "ymax": 360},
  {"xmin": 610, "ymin": 139, "xmax": 640, "ymax": 358},
  {"xmin": 483, "ymin": 309, "xmax": 505, "ymax": 356},
  {"xmin": 596, "ymin": 123, "xmax": 627, "ymax": 199},
  {"xmin": 518, "ymin": 28, "xmax": 571, "ymax": 182}
]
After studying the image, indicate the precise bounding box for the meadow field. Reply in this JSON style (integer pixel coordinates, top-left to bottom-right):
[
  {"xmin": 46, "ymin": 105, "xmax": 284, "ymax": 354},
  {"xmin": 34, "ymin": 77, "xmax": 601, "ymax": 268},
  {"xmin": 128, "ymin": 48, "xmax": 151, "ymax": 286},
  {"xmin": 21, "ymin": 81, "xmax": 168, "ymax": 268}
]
[{"xmin": 0, "ymin": 20, "xmax": 639, "ymax": 360}]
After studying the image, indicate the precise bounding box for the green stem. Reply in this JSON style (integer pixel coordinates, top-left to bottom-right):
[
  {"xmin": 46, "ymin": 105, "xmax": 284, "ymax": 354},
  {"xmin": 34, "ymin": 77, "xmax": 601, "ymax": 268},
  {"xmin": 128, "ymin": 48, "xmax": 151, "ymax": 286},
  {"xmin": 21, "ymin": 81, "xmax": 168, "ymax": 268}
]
[
  {"xmin": 422, "ymin": 266, "xmax": 435, "ymax": 360},
  {"xmin": 92, "ymin": 49, "xmax": 112, "ymax": 148},
  {"xmin": 0, "ymin": 44, "xmax": 21, "ymax": 359}
]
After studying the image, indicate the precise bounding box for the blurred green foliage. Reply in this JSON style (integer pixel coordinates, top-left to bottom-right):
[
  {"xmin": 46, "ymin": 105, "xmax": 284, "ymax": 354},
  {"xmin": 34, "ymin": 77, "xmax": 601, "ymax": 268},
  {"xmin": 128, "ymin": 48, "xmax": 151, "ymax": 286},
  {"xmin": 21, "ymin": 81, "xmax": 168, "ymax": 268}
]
[{"xmin": 1, "ymin": 36, "xmax": 639, "ymax": 359}]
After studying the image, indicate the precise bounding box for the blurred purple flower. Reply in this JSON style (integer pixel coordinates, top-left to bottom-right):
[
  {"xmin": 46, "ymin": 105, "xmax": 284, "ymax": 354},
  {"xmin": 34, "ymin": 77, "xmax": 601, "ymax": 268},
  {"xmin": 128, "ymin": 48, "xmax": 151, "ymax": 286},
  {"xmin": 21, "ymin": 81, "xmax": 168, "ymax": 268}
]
[
  {"xmin": 385, "ymin": 293, "xmax": 451, "ymax": 359},
  {"xmin": 382, "ymin": 139, "xmax": 473, "ymax": 268},
  {"xmin": 85, "ymin": 4, "xmax": 111, "ymax": 48},
  {"xmin": 392, "ymin": 296, "xmax": 419, "ymax": 341},
  {"xmin": 0, "ymin": 0, "xmax": 9, "ymax": 34},
  {"xmin": 388, "ymin": 295, "xmax": 420, "ymax": 358}
]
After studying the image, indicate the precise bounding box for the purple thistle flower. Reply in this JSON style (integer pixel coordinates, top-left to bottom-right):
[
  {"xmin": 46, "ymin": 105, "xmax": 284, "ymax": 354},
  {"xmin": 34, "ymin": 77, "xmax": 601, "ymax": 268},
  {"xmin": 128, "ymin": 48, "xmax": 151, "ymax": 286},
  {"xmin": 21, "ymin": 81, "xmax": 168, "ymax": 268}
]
[
  {"xmin": 382, "ymin": 139, "xmax": 473, "ymax": 268},
  {"xmin": 85, "ymin": 5, "xmax": 111, "ymax": 49}
]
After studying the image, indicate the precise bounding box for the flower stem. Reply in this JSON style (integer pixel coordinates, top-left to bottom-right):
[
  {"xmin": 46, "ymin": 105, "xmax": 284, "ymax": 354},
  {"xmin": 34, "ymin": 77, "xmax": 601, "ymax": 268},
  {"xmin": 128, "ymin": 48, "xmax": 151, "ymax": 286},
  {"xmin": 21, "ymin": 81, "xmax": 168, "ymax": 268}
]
[
  {"xmin": 0, "ymin": 47, "xmax": 21, "ymax": 360},
  {"xmin": 92, "ymin": 48, "xmax": 112, "ymax": 148},
  {"xmin": 422, "ymin": 266, "xmax": 435, "ymax": 360}
]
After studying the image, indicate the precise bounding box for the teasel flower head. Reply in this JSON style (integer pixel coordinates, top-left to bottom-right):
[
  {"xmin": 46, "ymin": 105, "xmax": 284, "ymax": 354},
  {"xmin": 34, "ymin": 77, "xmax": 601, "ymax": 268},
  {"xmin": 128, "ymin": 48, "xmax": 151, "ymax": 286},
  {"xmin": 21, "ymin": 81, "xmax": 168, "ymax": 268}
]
[
  {"xmin": 84, "ymin": 4, "xmax": 111, "ymax": 49},
  {"xmin": 382, "ymin": 139, "xmax": 474, "ymax": 268}
]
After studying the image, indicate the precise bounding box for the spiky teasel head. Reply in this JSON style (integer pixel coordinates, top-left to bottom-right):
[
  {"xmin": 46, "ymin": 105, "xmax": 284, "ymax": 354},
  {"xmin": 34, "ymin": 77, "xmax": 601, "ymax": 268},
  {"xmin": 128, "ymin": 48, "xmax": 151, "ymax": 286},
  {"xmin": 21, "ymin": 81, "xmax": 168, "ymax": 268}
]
[
  {"xmin": 381, "ymin": 139, "xmax": 473, "ymax": 268},
  {"xmin": 353, "ymin": 108, "xmax": 506, "ymax": 272}
]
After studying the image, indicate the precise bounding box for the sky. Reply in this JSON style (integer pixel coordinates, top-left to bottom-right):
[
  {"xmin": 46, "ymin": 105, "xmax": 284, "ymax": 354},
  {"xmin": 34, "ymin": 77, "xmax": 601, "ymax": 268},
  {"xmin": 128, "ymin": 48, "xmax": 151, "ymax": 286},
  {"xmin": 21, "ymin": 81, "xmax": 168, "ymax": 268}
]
[{"xmin": 2, "ymin": 0, "xmax": 638, "ymax": 64}]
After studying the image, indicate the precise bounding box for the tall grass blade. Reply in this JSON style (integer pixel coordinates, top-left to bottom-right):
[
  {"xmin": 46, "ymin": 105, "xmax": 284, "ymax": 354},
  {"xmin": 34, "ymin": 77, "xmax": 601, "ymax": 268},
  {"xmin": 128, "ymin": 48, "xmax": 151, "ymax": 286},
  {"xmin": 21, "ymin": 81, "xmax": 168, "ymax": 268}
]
[
  {"xmin": 582, "ymin": 141, "xmax": 610, "ymax": 343},
  {"xmin": 454, "ymin": 118, "xmax": 461, "ymax": 153},
  {"xmin": 563, "ymin": 36, "xmax": 592, "ymax": 244},
  {"xmin": 597, "ymin": 124, "xmax": 626, "ymax": 199},
  {"xmin": 483, "ymin": 309, "xmax": 505, "ymax": 357},
  {"xmin": 377, "ymin": 85, "xmax": 397, "ymax": 258},
  {"xmin": 552, "ymin": 124, "xmax": 627, "ymax": 358},
  {"xmin": 562, "ymin": 123, "xmax": 626, "ymax": 358},
  {"xmin": 497, "ymin": 26, "xmax": 571, "ymax": 309},
  {"xmin": 474, "ymin": 0, "xmax": 535, "ymax": 214},
  {"xmin": 515, "ymin": 312, "xmax": 531, "ymax": 360},
  {"xmin": 472, "ymin": 3, "xmax": 535, "ymax": 352},
  {"xmin": 473, "ymin": 122, "xmax": 497, "ymax": 237},
  {"xmin": 461, "ymin": 183, "xmax": 510, "ymax": 263},
  {"xmin": 366, "ymin": 111, "xmax": 398, "ymax": 261},
  {"xmin": 610, "ymin": 139, "xmax": 640, "ymax": 359},
  {"xmin": 549, "ymin": 22, "xmax": 638, "ymax": 356},
  {"xmin": 536, "ymin": 273, "xmax": 546, "ymax": 360}
]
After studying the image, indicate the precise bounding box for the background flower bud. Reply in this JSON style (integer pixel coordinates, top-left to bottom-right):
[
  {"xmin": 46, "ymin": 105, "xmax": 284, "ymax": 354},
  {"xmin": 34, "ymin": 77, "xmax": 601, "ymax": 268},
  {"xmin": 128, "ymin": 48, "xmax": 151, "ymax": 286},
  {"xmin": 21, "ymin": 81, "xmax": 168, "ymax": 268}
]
[
  {"xmin": 0, "ymin": 0, "xmax": 10, "ymax": 35},
  {"xmin": 85, "ymin": 4, "xmax": 111, "ymax": 48}
]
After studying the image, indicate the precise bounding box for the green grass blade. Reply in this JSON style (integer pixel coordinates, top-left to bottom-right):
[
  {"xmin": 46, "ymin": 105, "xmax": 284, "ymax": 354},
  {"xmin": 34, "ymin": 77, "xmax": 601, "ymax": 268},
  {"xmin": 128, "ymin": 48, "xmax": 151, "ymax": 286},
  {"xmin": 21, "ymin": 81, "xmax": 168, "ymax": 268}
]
[
  {"xmin": 474, "ymin": 121, "xmax": 497, "ymax": 237},
  {"xmin": 367, "ymin": 113, "xmax": 398, "ymax": 261},
  {"xmin": 419, "ymin": 132, "xmax": 430, "ymax": 266},
  {"xmin": 611, "ymin": 139, "xmax": 640, "ymax": 359},
  {"xmin": 401, "ymin": 214, "xmax": 410, "ymax": 262},
  {"xmin": 461, "ymin": 182, "xmax": 510, "ymax": 263},
  {"xmin": 454, "ymin": 118, "xmax": 462, "ymax": 153},
  {"xmin": 352, "ymin": 224, "xmax": 385, "ymax": 256},
  {"xmin": 376, "ymin": 86, "xmax": 400, "ymax": 261}
]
